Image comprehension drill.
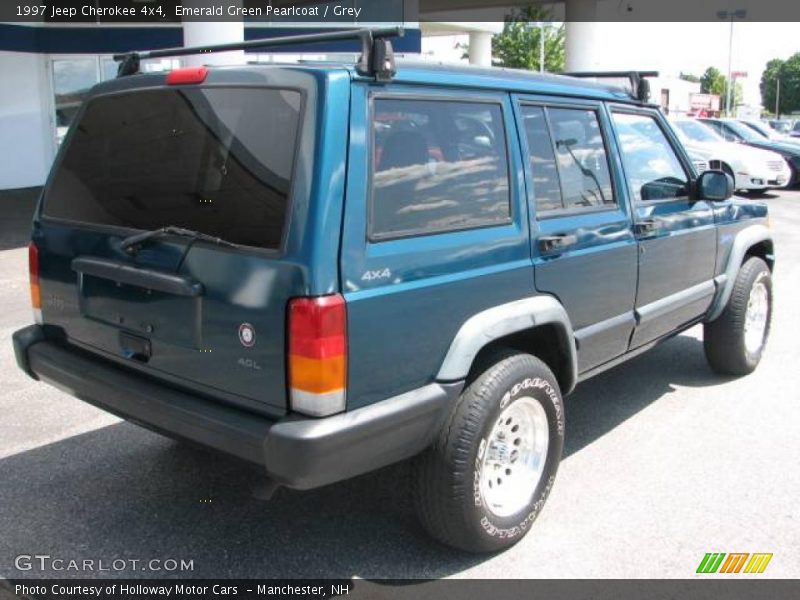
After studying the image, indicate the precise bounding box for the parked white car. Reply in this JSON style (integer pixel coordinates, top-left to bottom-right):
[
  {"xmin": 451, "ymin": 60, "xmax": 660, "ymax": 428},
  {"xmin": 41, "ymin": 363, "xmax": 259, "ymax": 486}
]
[{"xmin": 670, "ymin": 118, "xmax": 791, "ymax": 193}]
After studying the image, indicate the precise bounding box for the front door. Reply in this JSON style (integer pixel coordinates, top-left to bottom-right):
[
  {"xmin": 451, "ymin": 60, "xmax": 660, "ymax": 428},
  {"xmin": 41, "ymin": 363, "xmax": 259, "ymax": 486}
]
[{"xmin": 609, "ymin": 108, "xmax": 717, "ymax": 348}]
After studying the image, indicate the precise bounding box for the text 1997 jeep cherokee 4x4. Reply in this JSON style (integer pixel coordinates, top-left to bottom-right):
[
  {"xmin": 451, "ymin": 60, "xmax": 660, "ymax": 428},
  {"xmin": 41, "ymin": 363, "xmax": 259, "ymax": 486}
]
[{"xmin": 13, "ymin": 30, "xmax": 774, "ymax": 552}]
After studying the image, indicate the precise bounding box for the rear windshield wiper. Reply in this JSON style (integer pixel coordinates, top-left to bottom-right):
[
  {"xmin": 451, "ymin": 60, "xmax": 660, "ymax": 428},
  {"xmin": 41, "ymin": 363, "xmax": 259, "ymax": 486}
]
[{"xmin": 120, "ymin": 226, "xmax": 240, "ymax": 255}]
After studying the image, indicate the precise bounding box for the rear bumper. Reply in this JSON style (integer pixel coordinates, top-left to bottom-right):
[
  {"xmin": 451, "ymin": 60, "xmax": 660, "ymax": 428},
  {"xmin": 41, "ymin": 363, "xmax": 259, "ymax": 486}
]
[{"xmin": 13, "ymin": 325, "xmax": 461, "ymax": 490}]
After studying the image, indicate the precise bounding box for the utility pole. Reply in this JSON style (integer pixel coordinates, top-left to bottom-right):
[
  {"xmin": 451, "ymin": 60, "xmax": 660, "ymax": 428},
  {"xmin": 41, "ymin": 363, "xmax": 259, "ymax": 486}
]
[
  {"xmin": 538, "ymin": 22, "xmax": 545, "ymax": 72},
  {"xmin": 726, "ymin": 17, "xmax": 733, "ymax": 115},
  {"xmin": 717, "ymin": 9, "xmax": 747, "ymax": 116}
]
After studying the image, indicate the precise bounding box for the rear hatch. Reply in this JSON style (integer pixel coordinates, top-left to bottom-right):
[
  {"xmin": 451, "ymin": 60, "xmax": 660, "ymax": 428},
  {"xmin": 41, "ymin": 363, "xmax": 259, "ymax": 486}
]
[{"xmin": 33, "ymin": 70, "xmax": 317, "ymax": 417}]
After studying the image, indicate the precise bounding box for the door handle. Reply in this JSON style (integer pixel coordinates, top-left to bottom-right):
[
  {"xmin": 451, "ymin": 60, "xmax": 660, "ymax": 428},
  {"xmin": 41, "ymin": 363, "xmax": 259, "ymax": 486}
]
[
  {"xmin": 538, "ymin": 234, "xmax": 578, "ymax": 253},
  {"xmin": 634, "ymin": 219, "xmax": 659, "ymax": 236}
]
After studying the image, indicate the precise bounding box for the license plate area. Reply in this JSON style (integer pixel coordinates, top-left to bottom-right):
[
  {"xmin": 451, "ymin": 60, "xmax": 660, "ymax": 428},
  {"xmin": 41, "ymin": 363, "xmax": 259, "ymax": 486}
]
[
  {"xmin": 78, "ymin": 275, "xmax": 202, "ymax": 349},
  {"xmin": 119, "ymin": 331, "xmax": 152, "ymax": 362}
]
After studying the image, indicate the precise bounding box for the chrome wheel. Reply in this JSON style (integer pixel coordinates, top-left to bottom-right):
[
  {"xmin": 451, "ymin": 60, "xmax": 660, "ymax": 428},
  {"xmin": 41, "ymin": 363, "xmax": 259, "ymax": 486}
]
[
  {"xmin": 744, "ymin": 279, "xmax": 769, "ymax": 355},
  {"xmin": 480, "ymin": 396, "xmax": 549, "ymax": 518}
]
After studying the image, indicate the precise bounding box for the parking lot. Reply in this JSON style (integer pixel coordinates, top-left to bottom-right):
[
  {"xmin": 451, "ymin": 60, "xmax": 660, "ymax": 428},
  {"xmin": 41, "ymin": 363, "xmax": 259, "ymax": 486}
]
[{"xmin": 0, "ymin": 188, "xmax": 798, "ymax": 579}]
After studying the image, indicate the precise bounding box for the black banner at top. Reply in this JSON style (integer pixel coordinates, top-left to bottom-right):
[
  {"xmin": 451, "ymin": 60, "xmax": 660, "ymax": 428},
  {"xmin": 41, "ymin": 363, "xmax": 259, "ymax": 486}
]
[{"xmin": 2, "ymin": 0, "xmax": 800, "ymax": 23}]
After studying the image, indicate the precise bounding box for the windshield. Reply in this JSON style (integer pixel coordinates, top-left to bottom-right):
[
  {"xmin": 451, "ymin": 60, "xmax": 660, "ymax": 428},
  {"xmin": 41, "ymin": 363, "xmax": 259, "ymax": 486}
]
[
  {"xmin": 719, "ymin": 119, "xmax": 763, "ymax": 142},
  {"xmin": 740, "ymin": 121, "xmax": 772, "ymax": 138},
  {"xmin": 672, "ymin": 120, "xmax": 725, "ymax": 144},
  {"xmin": 43, "ymin": 87, "xmax": 303, "ymax": 250}
]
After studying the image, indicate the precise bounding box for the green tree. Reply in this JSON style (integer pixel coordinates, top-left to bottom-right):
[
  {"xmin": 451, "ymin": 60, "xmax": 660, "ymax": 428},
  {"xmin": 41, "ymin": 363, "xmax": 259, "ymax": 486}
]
[
  {"xmin": 679, "ymin": 72, "xmax": 701, "ymax": 83},
  {"xmin": 761, "ymin": 54, "xmax": 800, "ymax": 117},
  {"xmin": 488, "ymin": 5, "xmax": 565, "ymax": 72},
  {"xmin": 700, "ymin": 66, "xmax": 743, "ymax": 114},
  {"xmin": 701, "ymin": 67, "xmax": 726, "ymax": 96},
  {"xmin": 761, "ymin": 58, "xmax": 784, "ymax": 114}
]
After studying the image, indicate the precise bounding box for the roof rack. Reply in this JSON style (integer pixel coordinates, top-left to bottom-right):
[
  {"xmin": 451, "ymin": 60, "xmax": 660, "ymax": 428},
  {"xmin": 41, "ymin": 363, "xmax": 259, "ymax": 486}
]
[
  {"xmin": 113, "ymin": 26, "xmax": 404, "ymax": 81},
  {"xmin": 565, "ymin": 71, "xmax": 659, "ymax": 103}
]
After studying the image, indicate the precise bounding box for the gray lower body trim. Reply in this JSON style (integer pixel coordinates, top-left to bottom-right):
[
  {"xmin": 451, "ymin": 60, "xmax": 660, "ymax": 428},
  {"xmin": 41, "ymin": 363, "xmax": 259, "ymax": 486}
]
[
  {"xmin": 14, "ymin": 325, "xmax": 463, "ymax": 491},
  {"xmin": 636, "ymin": 280, "xmax": 715, "ymax": 325},
  {"xmin": 266, "ymin": 382, "xmax": 462, "ymax": 489},
  {"xmin": 575, "ymin": 312, "xmax": 636, "ymax": 341},
  {"xmin": 707, "ymin": 223, "xmax": 771, "ymax": 321},
  {"xmin": 577, "ymin": 314, "xmax": 706, "ymax": 383},
  {"xmin": 629, "ymin": 280, "xmax": 715, "ymax": 350},
  {"xmin": 437, "ymin": 295, "xmax": 578, "ymax": 393},
  {"xmin": 574, "ymin": 311, "xmax": 636, "ymax": 373}
]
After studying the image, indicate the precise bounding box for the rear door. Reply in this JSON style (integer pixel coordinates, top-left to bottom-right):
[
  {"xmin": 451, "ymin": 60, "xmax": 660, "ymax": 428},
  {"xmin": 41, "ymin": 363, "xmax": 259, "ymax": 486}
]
[
  {"xmin": 609, "ymin": 107, "xmax": 717, "ymax": 348},
  {"xmin": 515, "ymin": 97, "xmax": 638, "ymax": 373},
  {"xmin": 34, "ymin": 77, "xmax": 319, "ymax": 417},
  {"xmin": 340, "ymin": 84, "xmax": 532, "ymax": 409}
]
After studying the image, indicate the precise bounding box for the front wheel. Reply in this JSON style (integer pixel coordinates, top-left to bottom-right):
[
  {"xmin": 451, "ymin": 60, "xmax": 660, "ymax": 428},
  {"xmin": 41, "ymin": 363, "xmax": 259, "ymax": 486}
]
[
  {"xmin": 704, "ymin": 256, "xmax": 772, "ymax": 375},
  {"xmin": 413, "ymin": 351, "xmax": 564, "ymax": 553}
]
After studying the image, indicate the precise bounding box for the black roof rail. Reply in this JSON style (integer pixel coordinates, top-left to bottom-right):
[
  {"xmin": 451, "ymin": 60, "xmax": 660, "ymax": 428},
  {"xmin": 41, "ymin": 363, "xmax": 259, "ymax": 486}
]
[
  {"xmin": 113, "ymin": 26, "xmax": 404, "ymax": 81},
  {"xmin": 565, "ymin": 70, "xmax": 659, "ymax": 103}
]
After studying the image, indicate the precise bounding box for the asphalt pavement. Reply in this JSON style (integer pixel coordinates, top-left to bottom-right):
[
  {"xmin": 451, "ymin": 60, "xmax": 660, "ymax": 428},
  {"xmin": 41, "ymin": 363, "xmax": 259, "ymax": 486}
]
[{"xmin": 0, "ymin": 188, "xmax": 798, "ymax": 579}]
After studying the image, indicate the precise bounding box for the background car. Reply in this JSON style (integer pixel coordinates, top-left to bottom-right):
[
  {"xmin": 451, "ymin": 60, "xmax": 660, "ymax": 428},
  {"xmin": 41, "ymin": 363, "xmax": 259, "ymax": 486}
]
[
  {"xmin": 791, "ymin": 121, "xmax": 800, "ymax": 138},
  {"xmin": 739, "ymin": 119, "xmax": 796, "ymax": 142},
  {"xmin": 768, "ymin": 119, "xmax": 794, "ymax": 135},
  {"xmin": 671, "ymin": 118, "xmax": 791, "ymax": 193},
  {"xmin": 700, "ymin": 117, "xmax": 800, "ymax": 186}
]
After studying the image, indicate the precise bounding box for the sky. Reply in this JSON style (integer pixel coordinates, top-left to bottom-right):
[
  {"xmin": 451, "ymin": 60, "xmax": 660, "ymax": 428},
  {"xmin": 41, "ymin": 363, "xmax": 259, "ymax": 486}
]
[{"xmin": 421, "ymin": 22, "xmax": 799, "ymax": 107}]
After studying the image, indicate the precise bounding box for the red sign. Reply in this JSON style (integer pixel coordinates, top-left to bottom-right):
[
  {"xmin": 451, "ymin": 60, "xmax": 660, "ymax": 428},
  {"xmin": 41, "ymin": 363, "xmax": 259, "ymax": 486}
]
[{"xmin": 690, "ymin": 93, "xmax": 721, "ymax": 111}]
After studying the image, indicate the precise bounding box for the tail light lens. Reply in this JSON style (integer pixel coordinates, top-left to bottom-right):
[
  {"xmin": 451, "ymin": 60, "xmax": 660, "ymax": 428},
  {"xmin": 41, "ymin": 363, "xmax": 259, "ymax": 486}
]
[
  {"xmin": 288, "ymin": 295, "xmax": 347, "ymax": 417},
  {"xmin": 29, "ymin": 242, "xmax": 42, "ymax": 323}
]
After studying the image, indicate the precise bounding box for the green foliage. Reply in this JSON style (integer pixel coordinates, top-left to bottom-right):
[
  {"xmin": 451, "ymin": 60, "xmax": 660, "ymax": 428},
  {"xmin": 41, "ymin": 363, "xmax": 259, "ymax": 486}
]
[
  {"xmin": 761, "ymin": 54, "xmax": 800, "ymax": 116},
  {"xmin": 680, "ymin": 72, "xmax": 701, "ymax": 83},
  {"xmin": 489, "ymin": 5, "xmax": 565, "ymax": 73},
  {"xmin": 701, "ymin": 67, "xmax": 725, "ymax": 96},
  {"xmin": 700, "ymin": 66, "xmax": 742, "ymax": 113}
]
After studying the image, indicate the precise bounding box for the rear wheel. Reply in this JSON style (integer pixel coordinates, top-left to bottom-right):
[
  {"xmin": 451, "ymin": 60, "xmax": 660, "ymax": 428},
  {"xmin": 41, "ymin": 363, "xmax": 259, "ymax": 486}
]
[
  {"xmin": 704, "ymin": 257, "xmax": 772, "ymax": 375},
  {"xmin": 413, "ymin": 351, "xmax": 564, "ymax": 553}
]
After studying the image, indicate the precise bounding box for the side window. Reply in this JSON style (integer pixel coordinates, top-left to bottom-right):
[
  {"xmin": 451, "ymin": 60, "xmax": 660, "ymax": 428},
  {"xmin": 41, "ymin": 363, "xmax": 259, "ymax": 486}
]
[
  {"xmin": 612, "ymin": 112, "xmax": 689, "ymax": 203},
  {"xmin": 547, "ymin": 107, "xmax": 615, "ymax": 210},
  {"xmin": 520, "ymin": 106, "xmax": 562, "ymax": 212},
  {"xmin": 370, "ymin": 98, "xmax": 511, "ymax": 240}
]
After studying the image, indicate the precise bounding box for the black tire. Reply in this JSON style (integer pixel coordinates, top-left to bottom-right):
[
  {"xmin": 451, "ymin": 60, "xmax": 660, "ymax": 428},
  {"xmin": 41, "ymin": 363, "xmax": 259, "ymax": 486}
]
[
  {"xmin": 721, "ymin": 163, "xmax": 737, "ymax": 191},
  {"xmin": 704, "ymin": 256, "xmax": 772, "ymax": 376},
  {"xmin": 413, "ymin": 350, "xmax": 564, "ymax": 553}
]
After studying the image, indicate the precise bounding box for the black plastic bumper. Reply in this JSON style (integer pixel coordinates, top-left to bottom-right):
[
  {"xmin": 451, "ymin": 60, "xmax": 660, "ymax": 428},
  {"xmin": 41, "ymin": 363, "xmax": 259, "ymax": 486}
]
[{"xmin": 12, "ymin": 325, "xmax": 461, "ymax": 490}]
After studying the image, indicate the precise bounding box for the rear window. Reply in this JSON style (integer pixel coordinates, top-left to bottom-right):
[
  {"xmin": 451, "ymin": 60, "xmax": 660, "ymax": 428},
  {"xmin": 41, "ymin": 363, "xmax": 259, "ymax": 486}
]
[{"xmin": 43, "ymin": 87, "xmax": 302, "ymax": 250}]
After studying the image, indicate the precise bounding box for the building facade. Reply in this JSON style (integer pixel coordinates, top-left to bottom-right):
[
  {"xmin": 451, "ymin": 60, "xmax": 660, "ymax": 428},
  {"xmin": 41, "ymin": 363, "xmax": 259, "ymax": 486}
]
[{"xmin": 0, "ymin": 11, "xmax": 422, "ymax": 190}]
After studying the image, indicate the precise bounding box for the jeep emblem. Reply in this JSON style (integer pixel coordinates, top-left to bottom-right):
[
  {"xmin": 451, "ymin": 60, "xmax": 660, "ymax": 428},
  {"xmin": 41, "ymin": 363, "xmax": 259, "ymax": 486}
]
[{"xmin": 238, "ymin": 323, "xmax": 256, "ymax": 347}]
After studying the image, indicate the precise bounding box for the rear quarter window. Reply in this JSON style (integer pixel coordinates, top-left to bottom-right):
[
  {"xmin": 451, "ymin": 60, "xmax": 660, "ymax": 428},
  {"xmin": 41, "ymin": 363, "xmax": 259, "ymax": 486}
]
[
  {"xmin": 369, "ymin": 97, "xmax": 512, "ymax": 240},
  {"xmin": 43, "ymin": 87, "xmax": 303, "ymax": 250}
]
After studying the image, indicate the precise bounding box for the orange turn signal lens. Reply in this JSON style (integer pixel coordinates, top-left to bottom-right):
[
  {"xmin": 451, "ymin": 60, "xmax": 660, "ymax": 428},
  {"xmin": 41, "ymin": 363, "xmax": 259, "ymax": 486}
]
[
  {"xmin": 29, "ymin": 242, "xmax": 41, "ymax": 309},
  {"xmin": 287, "ymin": 295, "xmax": 347, "ymax": 416}
]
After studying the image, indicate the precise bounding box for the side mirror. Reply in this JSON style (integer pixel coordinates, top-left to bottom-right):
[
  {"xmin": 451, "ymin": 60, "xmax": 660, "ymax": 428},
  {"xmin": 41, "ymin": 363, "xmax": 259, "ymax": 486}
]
[{"xmin": 696, "ymin": 169, "xmax": 733, "ymax": 201}]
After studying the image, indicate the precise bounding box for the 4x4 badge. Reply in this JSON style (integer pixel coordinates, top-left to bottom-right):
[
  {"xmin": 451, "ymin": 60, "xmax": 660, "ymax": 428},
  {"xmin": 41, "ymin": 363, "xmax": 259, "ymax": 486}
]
[{"xmin": 238, "ymin": 323, "xmax": 256, "ymax": 347}]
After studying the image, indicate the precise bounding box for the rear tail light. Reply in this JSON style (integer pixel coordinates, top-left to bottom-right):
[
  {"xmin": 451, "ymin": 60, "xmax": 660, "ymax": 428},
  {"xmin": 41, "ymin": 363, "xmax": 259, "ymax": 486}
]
[
  {"xmin": 287, "ymin": 295, "xmax": 347, "ymax": 417},
  {"xmin": 29, "ymin": 242, "xmax": 42, "ymax": 324}
]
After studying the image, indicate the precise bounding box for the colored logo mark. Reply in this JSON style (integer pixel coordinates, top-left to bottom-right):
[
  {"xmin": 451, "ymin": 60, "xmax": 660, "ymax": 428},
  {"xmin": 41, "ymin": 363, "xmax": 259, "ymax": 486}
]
[{"xmin": 696, "ymin": 552, "xmax": 773, "ymax": 574}]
